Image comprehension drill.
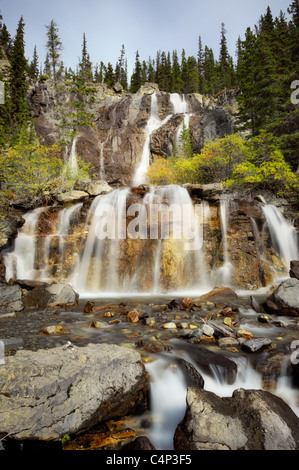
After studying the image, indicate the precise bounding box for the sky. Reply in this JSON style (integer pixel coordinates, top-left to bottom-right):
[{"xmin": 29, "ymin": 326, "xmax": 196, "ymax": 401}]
[{"xmin": 0, "ymin": 0, "xmax": 293, "ymax": 76}]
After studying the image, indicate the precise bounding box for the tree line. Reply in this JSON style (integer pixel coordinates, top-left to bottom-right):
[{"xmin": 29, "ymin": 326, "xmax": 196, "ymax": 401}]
[{"xmin": 0, "ymin": 2, "xmax": 298, "ymax": 168}]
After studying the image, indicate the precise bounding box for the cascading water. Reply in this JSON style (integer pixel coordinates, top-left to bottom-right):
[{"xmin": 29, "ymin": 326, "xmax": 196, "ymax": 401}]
[
  {"xmin": 68, "ymin": 136, "xmax": 78, "ymax": 175},
  {"xmin": 39, "ymin": 203, "xmax": 83, "ymax": 281},
  {"xmin": 70, "ymin": 188, "xmax": 130, "ymax": 294},
  {"xmin": 262, "ymin": 204, "xmax": 299, "ymax": 273},
  {"xmin": 3, "ymin": 207, "xmax": 43, "ymax": 281},
  {"xmin": 133, "ymin": 93, "xmax": 171, "ymax": 186},
  {"xmin": 214, "ymin": 199, "xmax": 233, "ymax": 286}
]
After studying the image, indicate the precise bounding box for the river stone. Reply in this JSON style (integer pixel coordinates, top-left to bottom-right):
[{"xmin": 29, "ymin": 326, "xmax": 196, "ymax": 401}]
[
  {"xmin": 267, "ymin": 278, "xmax": 299, "ymax": 316},
  {"xmin": 0, "ymin": 343, "xmax": 149, "ymax": 441},
  {"xmin": 174, "ymin": 388, "xmax": 299, "ymax": 450}
]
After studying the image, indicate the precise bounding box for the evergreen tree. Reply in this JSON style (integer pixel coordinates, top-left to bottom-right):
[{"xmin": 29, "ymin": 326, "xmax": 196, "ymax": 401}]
[
  {"xmin": 171, "ymin": 49, "xmax": 183, "ymax": 92},
  {"xmin": 147, "ymin": 56, "xmax": 156, "ymax": 83},
  {"xmin": 10, "ymin": 16, "xmax": 30, "ymax": 126},
  {"xmin": 45, "ymin": 19, "xmax": 62, "ymax": 82},
  {"xmin": 202, "ymin": 46, "xmax": 217, "ymax": 94},
  {"xmin": 218, "ymin": 23, "xmax": 234, "ymax": 89},
  {"xmin": 29, "ymin": 45, "xmax": 39, "ymax": 80},
  {"xmin": 78, "ymin": 33, "xmax": 93, "ymax": 82},
  {"xmin": 115, "ymin": 44, "xmax": 128, "ymax": 89},
  {"xmin": 130, "ymin": 50, "xmax": 142, "ymax": 92},
  {"xmin": 104, "ymin": 62, "xmax": 115, "ymax": 87},
  {"xmin": 197, "ymin": 35, "xmax": 204, "ymax": 93}
]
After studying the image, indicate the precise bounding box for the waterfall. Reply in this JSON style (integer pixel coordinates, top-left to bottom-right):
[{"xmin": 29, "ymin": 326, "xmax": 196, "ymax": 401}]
[
  {"xmin": 71, "ymin": 188, "xmax": 130, "ymax": 294},
  {"xmin": 262, "ymin": 204, "xmax": 299, "ymax": 272},
  {"xmin": 214, "ymin": 199, "xmax": 233, "ymax": 286},
  {"xmin": 39, "ymin": 203, "xmax": 83, "ymax": 281},
  {"xmin": 170, "ymin": 93, "xmax": 189, "ymax": 114},
  {"xmin": 3, "ymin": 208, "xmax": 43, "ymax": 281},
  {"xmin": 170, "ymin": 93, "xmax": 193, "ymax": 155},
  {"xmin": 133, "ymin": 93, "xmax": 172, "ymax": 187},
  {"xmin": 68, "ymin": 136, "xmax": 78, "ymax": 174}
]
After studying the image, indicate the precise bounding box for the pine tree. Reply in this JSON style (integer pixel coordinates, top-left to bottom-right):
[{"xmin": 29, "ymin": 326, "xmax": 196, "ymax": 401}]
[
  {"xmin": 104, "ymin": 62, "xmax": 115, "ymax": 87},
  {"xmin": 29, "ymin": 45, "xmax": 39, "ymax": 80},
  {"xmin": 197, "ymin": 35, "xmax": 204, "ymax": 93},
  {"xmin": 202, "ymin": 46, "xmax": 217, "ymax": 94},
  {"xmin": 171, "ymin": 50, "xmax": 183, "ymax": 93},
  {"xmin": 10, "ymin": 16, "xmax": 30, "ymax": 126},
  {"xmin": 130, "ymin": 50, "xmax": 142, "ymax": 92},
  {"xmin": 78, "ymin": 33, "xmax": 93, "ymax": 82},
  {"xmin": 218, "ymin": 23, "xmax": 234, "ymax": 90},
  {"xmin": 45, "ymin": 19, "xmax": 62, "ymax": 82},
  {"xmin": 115, "ymin": 44, "xmax": 128, "ymax": 89}
]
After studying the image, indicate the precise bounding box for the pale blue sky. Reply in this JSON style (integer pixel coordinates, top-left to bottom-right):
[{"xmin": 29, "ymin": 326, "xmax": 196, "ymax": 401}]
[{"xmin": 0, "ymin": 0, "xmax": 292, "ymax": 75}]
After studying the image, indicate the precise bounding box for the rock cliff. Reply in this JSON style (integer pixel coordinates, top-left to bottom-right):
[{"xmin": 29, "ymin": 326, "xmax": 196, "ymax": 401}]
[{"xmin": 29, "ymin": 80, "xmax": 238, "ymax": 185}]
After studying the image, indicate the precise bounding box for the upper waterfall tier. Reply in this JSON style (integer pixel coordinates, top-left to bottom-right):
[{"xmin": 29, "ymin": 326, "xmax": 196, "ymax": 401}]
[{"xmin": 30, "ymin": 82, "xmax": 236, "ymax": 186}]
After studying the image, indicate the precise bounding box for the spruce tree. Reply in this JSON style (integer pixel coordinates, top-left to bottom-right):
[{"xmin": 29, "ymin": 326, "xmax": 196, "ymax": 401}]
[
  {"xmin": 171, "ymin": 50, "xmax": 183, "ymax": 93},
  {"xmin": 130, "ymin": 50, "xmax": 142, "ymax": 92},
  {"xmin": 45, "ymin": 19, "xmax": 62, "ymax": 82},
  {"xmin": 29, "ymin": 45, "xmax": 39, "ymax": 80},
  {"xmin": 10, "ymin": 16, "xmax": 30, "ymax": 127},
  {"xmin": 78, "ymin": 33, "xmax": 93, "ymax": 82}
]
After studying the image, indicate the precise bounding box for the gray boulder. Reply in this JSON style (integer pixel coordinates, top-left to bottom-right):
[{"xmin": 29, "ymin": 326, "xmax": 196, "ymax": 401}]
[
  {"xmin": 0, "ymin": 343, "xmax": 149, "ymax": 440},
  {"xmin": 74, "ymin": 178, "xmax": 113, "ymax": 196},
  {"xmin": 0, "ymin": 282, "xmax": 24, "ymax": 314},
  {"xmin": 266, "ymin": 278, "xmax": 299, "ymax": 316},
  {"xmin": 23, "ymin": 282, "xmax": 79, "ymax": 308},
  {"xmin": 174, "ymin": 387, "xmax": 299, "ymax": 450},
  {"xmin": 55, "ymin": 190, "xmax": 89, "ymax": 204}
]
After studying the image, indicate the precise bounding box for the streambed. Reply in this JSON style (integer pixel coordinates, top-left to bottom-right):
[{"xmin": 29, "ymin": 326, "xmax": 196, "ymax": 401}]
[{"xmin": 1, "ymin": 292, "xmax": 298, "ymax": 450}]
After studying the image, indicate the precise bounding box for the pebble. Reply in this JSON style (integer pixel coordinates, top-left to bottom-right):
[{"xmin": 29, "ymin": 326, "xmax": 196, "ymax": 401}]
[
  {"xmin": 237, "ymin": 329, "xmax": 254, "ymax": 339},
  {"xmin": 201, "ymin": 324, "xmax": 214, "ymax": 336},
  {"xmin": 162, "ymin": 322, "xmax": 177, "ymax": 329}
]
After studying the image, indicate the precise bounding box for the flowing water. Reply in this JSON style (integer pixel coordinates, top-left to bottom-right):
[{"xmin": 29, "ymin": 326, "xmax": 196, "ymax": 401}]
[{"xmin": 2, "ymin": 89, "xmax": 299, "ymax": 448}]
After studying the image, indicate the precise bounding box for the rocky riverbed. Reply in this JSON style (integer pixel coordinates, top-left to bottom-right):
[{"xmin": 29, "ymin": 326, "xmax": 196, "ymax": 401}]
[{"xmin": 0, "ymin": 279, "xmax": 299, "ymax": 451}]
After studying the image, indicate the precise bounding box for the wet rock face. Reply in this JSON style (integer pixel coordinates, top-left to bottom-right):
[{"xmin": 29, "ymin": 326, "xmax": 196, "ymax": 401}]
[{"xmin": 29, "ymin": 81, "xmax": 237, "ymax": 185}]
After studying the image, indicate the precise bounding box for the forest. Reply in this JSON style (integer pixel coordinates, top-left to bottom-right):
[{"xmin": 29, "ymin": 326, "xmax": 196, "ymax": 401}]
[{"xmin": 0, "ymin": 1, "xmax": 298, "ymax": 199}]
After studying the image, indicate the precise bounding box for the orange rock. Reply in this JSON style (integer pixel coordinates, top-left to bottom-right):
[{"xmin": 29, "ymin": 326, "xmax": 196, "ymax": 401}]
[
  {"xmin": 182, "ymin": 297, "xmax": 193, "ymax": 308},
  {"xmin": 127, "ymin": 310, "xmax": 139, "ymax": 323},
  {"xmin": 221, "ymin": 306, "xmax": 233, "ymax": 317},
  {"xmin": 237, "ymin": 329, "xmax": 253, "ymax": 339}
]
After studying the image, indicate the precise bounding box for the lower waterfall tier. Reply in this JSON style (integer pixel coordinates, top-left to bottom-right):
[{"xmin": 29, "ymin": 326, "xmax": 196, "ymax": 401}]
[{"xmin": 3, "ymin": 185, "xmax": 299, "ymax": 296}]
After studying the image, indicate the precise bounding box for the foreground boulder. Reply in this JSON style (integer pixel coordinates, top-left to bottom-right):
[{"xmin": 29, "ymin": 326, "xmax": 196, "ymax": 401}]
[
  {"xmin": 23, "ymin": 281, "xmax": 79, "ymax": 308},
  {"xmin": 0, "ymin": 343, "xmax": 149, "ymax": 441},
  {"xmin": 174, "ymin": 388, "xmax": 299, "ymax": 450},
  {"xmin": 0, "ymin": 282, "xmax": 23, "ymax": 313},
  {"xmin": 265, "ymin": 278, "xmax": 299, "ymax": 316}
]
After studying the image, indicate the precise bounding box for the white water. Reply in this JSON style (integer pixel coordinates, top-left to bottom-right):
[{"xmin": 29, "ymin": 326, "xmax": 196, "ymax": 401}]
[
  {"xmin": 170, "ymin": 93, "xmax": 189, "ymax": 114},
  {"xmin": 214, "ymin": 199, "xmax": 234, "ymax": 286},
  {"xmin": 68, "ymin": 136, "xmax": 78, "ymax": 175},
  {"xmin": 3, "ymin": 207, "xmax": 43, "ymax": 281},
  {"xmin": 71, "ymin": 188, "xmax": 130, "ymax": 293},
  {"xmin": 262, "ymin": 204, "xmax": 299, "ymax": 271},
  {"xmin": 39, "ymin": 203, "xmax": 83, "ymax": 281}
]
